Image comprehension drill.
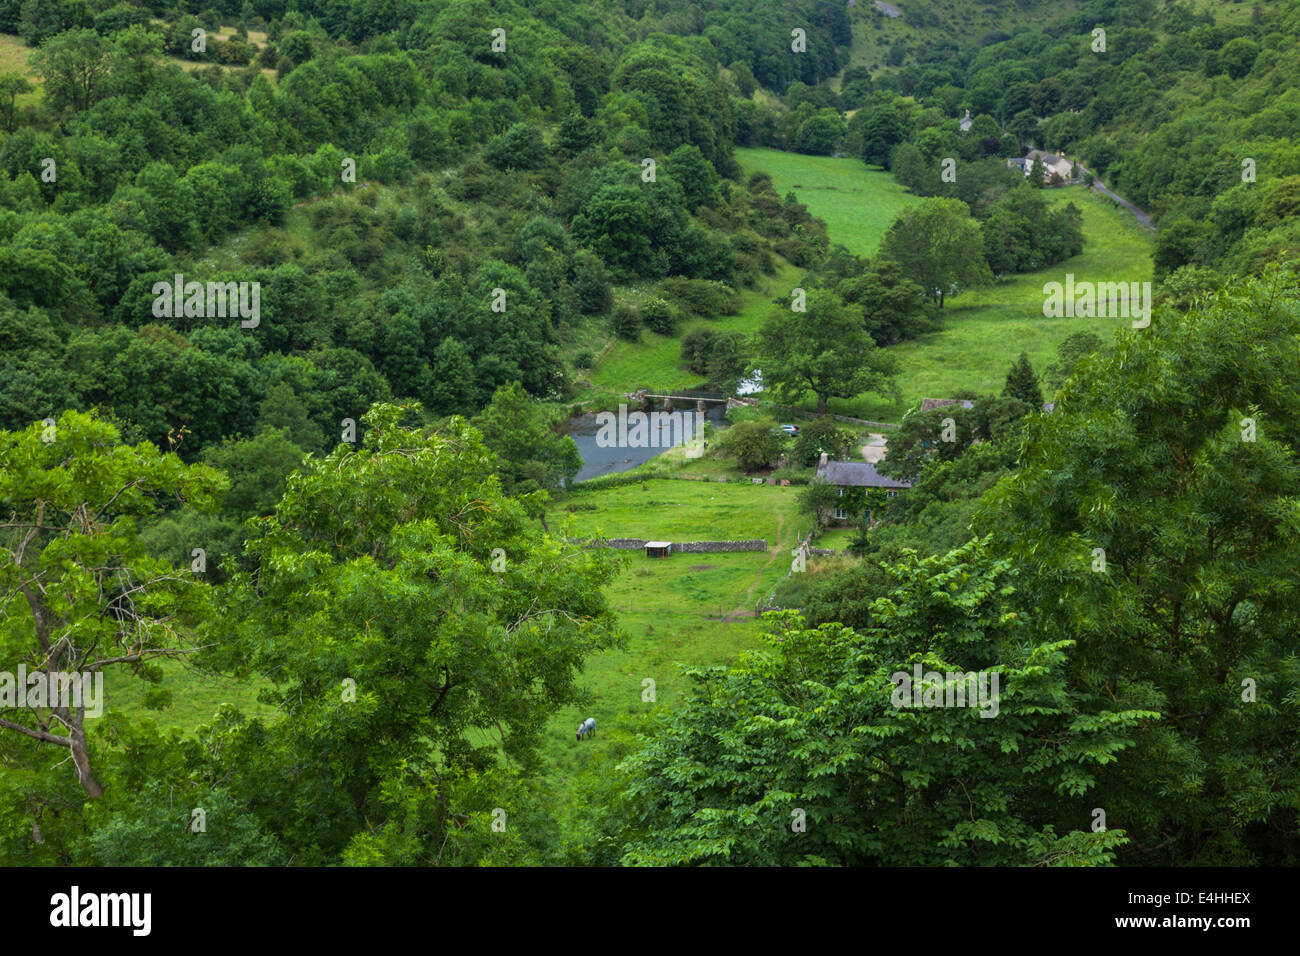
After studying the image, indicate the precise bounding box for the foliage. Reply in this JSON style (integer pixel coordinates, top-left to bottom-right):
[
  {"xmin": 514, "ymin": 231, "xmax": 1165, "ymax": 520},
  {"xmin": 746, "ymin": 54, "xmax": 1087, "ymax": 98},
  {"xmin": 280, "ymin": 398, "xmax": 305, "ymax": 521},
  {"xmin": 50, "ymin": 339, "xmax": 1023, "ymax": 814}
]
[
  {"xmin": 1002, "ymin": 352, "xmax": 1044, "ymax": 408},
  {"xmin": 208, "ymin": 403, "xmax": 621, "ymax": 864},
  {"xmin": 716, "ymin": 418, "xmax": 788, "ymax": 472},
  {"xmin": 473, "ymin": 382, "xmax": 581, "ymax": 496},
  {"xmin": 751, "ymin": 288, "xmax": 899, "ymax": 415},
  {"xmin": 0, "ymin": 410, "xmax": 225, "ymax": 804},
  {"xmin": 879, "ymin": 198, "xmax": 993, "ymax": 307},
  {"xmin": 617, "ymin": 542, "xmax": 1148, "ymax": 866},
  {"xmin": 976, "ymin": 268, "xmax": 1300, "ymax": 864}
]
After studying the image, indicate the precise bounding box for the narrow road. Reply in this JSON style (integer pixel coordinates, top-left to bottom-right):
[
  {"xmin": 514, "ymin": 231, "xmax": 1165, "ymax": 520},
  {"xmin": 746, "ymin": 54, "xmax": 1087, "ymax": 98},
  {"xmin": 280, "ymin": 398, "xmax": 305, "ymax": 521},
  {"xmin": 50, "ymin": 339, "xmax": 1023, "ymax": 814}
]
[{"xmin": 1075, "ymin": 165, "xmax": 1155, "ymax": 231}]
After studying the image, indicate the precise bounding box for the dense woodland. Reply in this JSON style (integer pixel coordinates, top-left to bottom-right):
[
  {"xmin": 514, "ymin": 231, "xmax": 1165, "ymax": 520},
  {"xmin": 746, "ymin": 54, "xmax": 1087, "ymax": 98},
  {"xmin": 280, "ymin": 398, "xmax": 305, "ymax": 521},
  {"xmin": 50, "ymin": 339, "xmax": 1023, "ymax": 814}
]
[{"xmin": 1, "ymin": 0, "xmax": 1299, "ymax": 866}]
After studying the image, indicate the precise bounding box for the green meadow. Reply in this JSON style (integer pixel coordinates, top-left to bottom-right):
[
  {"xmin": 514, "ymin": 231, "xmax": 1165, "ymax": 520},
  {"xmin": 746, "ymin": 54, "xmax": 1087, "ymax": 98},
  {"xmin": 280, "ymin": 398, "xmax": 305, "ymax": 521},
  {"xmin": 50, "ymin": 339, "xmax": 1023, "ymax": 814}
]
[
  {"xmin": 723, "ymin": 149, "xmax": 1155, "ymax": 422},
  {"xmin": 826, "ymin": 185, "xmax": 1156, "ymax": 421},
  {"xmin": 735, "ymin": 147, "xmax": 922, "ymax": 256},
  {"xmin": 576, "ymin": 258, "xmax": 802, "ymax": 399},
  {"xmin": 103, "ymin": 658, "xmax": 275, "ymax": 732},
  {"xmin": 537, "ymin": 479, "xmax": 805, "ymax": 778}
]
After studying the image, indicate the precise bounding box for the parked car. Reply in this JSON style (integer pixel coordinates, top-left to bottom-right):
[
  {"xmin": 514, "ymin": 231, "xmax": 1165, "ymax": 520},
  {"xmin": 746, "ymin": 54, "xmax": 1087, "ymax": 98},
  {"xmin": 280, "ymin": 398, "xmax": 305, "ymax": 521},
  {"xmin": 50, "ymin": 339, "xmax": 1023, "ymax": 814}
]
[{"xmin": 780, "ymin": 424, "xmax": 800, "ymax": 436}]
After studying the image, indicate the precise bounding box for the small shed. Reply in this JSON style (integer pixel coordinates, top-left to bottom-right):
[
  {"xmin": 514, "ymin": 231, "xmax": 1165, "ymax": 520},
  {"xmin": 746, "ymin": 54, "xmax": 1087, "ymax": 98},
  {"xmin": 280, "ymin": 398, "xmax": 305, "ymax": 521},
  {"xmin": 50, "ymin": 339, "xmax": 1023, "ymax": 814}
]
[{"xmin": 644, "ymin": 541, "xmax": 673, "ymax": 558}]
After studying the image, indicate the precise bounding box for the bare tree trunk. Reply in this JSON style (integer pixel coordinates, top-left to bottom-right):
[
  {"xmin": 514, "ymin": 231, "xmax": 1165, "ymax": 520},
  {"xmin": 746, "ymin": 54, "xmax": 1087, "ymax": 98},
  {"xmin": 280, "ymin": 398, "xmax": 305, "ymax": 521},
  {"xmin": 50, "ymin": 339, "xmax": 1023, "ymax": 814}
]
[{"xmin": 68, "ymin": 711, "xmax": 105, "ymax": 798}]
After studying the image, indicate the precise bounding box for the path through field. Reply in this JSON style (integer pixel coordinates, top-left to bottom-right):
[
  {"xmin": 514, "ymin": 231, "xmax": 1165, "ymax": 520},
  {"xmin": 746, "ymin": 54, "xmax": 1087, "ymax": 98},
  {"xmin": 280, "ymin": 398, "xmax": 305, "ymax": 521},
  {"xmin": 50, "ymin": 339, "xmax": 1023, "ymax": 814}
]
[{"xmin": 726, "ymin": 513, "xmax": 787, "ymax": 621}]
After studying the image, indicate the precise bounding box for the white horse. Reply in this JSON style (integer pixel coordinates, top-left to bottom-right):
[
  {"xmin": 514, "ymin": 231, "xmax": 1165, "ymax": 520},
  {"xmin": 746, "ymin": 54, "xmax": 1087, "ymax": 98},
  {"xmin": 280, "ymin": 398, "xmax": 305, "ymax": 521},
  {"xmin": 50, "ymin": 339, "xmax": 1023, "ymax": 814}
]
[{"xmin": 576, "ymin": 717, "xmax": 596, "ymax": 741}]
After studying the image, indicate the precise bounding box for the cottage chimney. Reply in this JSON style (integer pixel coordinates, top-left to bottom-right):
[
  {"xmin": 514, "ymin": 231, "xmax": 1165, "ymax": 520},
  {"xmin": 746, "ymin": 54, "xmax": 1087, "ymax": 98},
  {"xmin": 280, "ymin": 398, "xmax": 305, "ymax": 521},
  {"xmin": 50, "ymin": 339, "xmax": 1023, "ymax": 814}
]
[{"xmin": 819, "ymin": 452, "xmax": 828, "ymax": 467}]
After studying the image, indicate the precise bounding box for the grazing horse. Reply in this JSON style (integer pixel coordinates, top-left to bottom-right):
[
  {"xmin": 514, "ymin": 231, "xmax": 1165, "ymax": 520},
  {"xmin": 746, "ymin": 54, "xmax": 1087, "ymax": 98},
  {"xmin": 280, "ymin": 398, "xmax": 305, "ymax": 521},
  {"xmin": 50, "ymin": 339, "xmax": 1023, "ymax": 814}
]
[{"xmin": 576, "ymin": 717, "xmax": 596, "ymax": 741}]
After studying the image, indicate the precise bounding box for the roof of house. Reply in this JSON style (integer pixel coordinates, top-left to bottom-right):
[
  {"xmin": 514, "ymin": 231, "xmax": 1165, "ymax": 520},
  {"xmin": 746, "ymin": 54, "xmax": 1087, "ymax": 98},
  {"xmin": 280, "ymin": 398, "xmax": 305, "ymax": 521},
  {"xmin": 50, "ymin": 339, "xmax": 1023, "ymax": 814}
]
[
  {"xmin": 919, "ymin": 398, "xmax": 975, "ymax": 412},
  {"xmin": 644, "ymin": 541, "xmax": 672, "ymax": 549},
  {"xmin": 1024, "ymin": 149, "xmax": 1073, "ymax": 175},
  {"xmin": 817, "ymin": 460, "xmax": 912, "ymax": 489}
]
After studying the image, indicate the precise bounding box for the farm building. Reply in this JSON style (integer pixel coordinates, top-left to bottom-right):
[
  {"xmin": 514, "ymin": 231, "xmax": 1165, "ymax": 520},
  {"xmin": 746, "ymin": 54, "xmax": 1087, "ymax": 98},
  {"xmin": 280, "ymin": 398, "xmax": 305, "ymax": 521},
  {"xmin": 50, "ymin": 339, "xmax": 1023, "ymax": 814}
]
[
  {"xmin": 644, "ymin": 541, "xmax": 673, "ymax": 558},
  {"xmin": 816, "ymin": 455, "xmax": 912, "ymax": 524}
]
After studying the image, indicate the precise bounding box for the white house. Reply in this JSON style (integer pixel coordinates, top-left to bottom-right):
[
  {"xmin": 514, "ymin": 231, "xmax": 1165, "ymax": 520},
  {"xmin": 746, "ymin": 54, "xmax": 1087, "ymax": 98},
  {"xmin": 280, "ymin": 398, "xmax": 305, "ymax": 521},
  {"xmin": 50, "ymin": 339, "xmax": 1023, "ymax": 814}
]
[{"xmin": 1008, "ymin": 149, "xmax": 1075, "ymax": 185}]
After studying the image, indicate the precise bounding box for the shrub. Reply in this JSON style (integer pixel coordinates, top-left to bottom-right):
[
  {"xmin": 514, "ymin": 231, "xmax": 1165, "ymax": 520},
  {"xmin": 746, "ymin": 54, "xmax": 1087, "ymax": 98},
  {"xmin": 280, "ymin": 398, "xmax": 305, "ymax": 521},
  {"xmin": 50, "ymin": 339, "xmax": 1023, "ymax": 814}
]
[
  {"xmin": 612, "ymin": 304, "xmax": 641, "ymax": 340},
  {"xmin": 659, "ymin": 277, "xmax": 740, "ymax": 317},
  {"xmin": 717, "ymin": 418, "xmax": 787, "ymax": 471},
  {"xmin": 640, "ymin": 297, "xmax": 678, "ymax": 334}
]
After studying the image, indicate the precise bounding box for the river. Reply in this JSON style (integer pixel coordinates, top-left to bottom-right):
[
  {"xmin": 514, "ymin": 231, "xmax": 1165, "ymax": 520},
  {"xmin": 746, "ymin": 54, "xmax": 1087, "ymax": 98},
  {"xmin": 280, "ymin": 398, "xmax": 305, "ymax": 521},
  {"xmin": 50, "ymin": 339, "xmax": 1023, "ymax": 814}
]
[{"xmin": 567, "ymin": 403, "xmax": 731, "ymax": 482}]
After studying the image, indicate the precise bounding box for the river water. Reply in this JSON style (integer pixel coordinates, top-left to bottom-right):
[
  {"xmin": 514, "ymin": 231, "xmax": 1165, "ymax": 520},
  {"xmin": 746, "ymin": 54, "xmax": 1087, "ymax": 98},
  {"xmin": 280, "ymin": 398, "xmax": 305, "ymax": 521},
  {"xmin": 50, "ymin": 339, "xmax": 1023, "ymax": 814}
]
[{"xmin": 568, "ymin": 404, "xmax": 731, "ymax": 482}]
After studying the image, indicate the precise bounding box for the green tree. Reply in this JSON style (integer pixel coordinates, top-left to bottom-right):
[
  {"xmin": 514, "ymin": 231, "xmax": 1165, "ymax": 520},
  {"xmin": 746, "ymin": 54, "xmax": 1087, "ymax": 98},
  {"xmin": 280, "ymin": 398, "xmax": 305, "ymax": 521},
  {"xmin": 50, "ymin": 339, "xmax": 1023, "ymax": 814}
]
[
  {"xmin": 87, "ymin": 783, "xmax": 286, "ymax": 865},
  {"xmin": 0, "ymin": 411, "xmax": 225, "ymax": 799},
  {"xmin": 1002, "ymin": 352, "xmax": 1043, "ymax": 408},
  {"xmin": 28, "ymin": 28, "xmax": 113, "ymax": 114},
  {"xmin": 718, "ymin": 418, "xmax": 787, "ymax": 472},
  {"xmin": 793, "ymin": 109, "xmax": 846, "ymax": 156},
  {"xmin": 571, "ymin": 249, "xmax": 612, "ymax": 315},
  {"xmin": 890, "ymin": 141, "xmax": 932, "ymax": 194},
  {"xmin": 201, "ymin": 428, "xmax": 305, "ymax": 518},
  {"xmin": 0, "ymin": 73, "xmax": 32, "ymax": 132},
  {"xmin": 214, "ymin": 404, "xmax": 620, "ymax": 864},
  {"xmin": 639, "ymin": 297, "xmax": 677, "ymax": 335},
  {"xmin": 111, "ymin": 23, "xmax": 163, "ymax": 96},
  {"xmin": 752, "ymin": 289, "xmax": 899, "ymax": 414},
  {"xmin": 484, "ymin": 123, "xmax": 548, "ymax": 171},
  {"xmin": 792, "ymin": 418, "xmax": 857, "ymax": 467},
  {"xmin": 1153, "ymin": 218, "xmax": 1209, "ymax": 281},
  {"xmin": 798, "ymin": 475, "xmax": 846, "ymax": 525},
  {"xmin": 615, "ymin": 542, "xmax": 1144, "ymax": 866},
  {"xmin": 572, "ymin": 184, "xmax": 655, "ymax": 280},
  {"xmin": 612, "ymin": 303, "xmax": 641, "ymax": 340},
  {"xmin": 278, "ymin": 30, "xmax": 314, "ymax": 64},
  {"xmin": 556, "ymin": 109, "xmax": 597, "ymax": 156},
  {"xmin": 473, "ymin": 382, "xmax": 581, "ymax": 495},
  {"xmin": 836, "ymin": 258, "xmax": 930, "ymax": 345},
  {"xmin": 879, "ymin": 198, "xmax": 992, "ymax": 307},
  {"xmin": 1219, "ymin": 37, "xmax": 1258, "ymax": 79},
  {"xmin": 976, "ymin": 269, "xmax": 1300, "ymax": 864},
  {"xmin": 664, "ymin": 144, "xmax": 718, "ymax": 210},
  {"xmin": 858, "ymin": 104, "xmax": 904, "ymax": 167},
  {"xmin": 256, "ymin": 380, "xmax": 325, "ymax": 452},
  {"xmin": 1042, "ymin": 331, "xmax": 1107, "ymax": 394}
]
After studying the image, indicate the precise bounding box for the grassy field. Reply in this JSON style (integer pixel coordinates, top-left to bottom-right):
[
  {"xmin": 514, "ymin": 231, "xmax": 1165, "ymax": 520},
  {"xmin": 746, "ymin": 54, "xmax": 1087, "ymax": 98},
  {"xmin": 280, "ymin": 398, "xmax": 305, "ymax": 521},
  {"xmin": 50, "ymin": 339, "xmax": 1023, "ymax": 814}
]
[
  {"xmin": 577, "ymin": 258, "xmax": 802, "ymax": 399},
  {"xmin": 537, "ymin": 479, "xmax": 806, "ymax": 781},
  {"xmin": 735, "ymin": 147, "xmax": 921, "ymax": 256},
  {"xmin": 725, "ymin": 149, "xmax": 1155, "ymax": 423},
  {"xmin": 0, "ymin": 33, "xmax": 41, "ymax": 112},
  {"xmin": 820, "ymin": 185, "xmax": 1156, "ymax": 421},
  {"xmin": 103, "ymin": 656, "xmax": 276, "ymax": 731}
]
